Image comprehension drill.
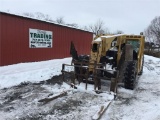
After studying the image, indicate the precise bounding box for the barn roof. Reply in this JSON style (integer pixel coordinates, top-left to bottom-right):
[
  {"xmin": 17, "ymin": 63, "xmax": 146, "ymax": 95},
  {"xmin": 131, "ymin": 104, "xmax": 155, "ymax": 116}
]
[{"xmin": 0, "ymin": 11, "xmax": 93, "ymax": 33}]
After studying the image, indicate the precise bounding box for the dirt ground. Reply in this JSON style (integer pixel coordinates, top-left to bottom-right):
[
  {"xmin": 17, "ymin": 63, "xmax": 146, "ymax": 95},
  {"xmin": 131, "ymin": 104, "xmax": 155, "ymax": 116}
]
[{"xmin": 0, "ymin": 75, "xmax": 112, "ymax": 120}]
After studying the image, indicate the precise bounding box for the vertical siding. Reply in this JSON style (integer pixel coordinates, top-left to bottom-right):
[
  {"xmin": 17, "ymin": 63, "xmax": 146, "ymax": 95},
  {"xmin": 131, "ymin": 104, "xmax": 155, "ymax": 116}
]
[
  {"xmin": 0, "ymin": 13, "xmax": 1, "ymax": 65},
  {"xmin": 0, "ymin": 12, "xmax": 93, "ymax": 66}
]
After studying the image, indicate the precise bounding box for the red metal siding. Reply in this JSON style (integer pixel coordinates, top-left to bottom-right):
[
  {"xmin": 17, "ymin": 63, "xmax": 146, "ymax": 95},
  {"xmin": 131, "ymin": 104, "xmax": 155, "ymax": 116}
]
[
  {"xmin": 0, "ymin": 12, "xmax": 93, "ymax": 66},
  {"xmin": 0, "ymin": 14, "xmax": 1, "ymax": 65}
]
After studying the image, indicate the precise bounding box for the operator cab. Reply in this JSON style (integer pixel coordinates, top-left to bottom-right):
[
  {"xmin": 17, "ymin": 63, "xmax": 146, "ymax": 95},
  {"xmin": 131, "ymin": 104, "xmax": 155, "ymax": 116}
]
[{"xmin": 126, "ymin": 40, "xmax": 140, "ymax": 60}]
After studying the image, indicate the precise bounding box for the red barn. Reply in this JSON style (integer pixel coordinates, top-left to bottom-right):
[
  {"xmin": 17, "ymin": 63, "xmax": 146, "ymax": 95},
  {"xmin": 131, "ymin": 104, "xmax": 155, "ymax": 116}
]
[{"xmin": 0, "ymin": 12, "xmax": 93, "ymax": 66}]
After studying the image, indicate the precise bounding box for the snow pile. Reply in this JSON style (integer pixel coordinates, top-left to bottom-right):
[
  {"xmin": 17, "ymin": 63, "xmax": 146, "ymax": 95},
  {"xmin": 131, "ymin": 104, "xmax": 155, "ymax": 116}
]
[{"xmin": 0, "ymin": 58, "xmax": 72, "ymax": 88}]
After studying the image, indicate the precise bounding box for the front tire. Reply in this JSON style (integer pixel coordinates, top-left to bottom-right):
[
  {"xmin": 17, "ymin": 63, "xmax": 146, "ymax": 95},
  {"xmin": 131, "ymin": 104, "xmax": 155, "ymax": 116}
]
[{"xmin": 124, "ymin": 61, "xmax": 137, "ymax": 90}]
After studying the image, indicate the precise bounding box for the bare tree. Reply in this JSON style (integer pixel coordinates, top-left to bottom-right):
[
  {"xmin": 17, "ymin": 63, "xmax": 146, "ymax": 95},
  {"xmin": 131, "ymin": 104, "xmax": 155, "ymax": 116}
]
[
  {"xmin": 56, "ymin": 16, "xmax": 65, "ymax": 24},
  {"xmin": 66, "ymin": 23, "xmax": 78, "ymax": 28},
  {"xmin": 44, "ymin": 14, "xmax": 53, "ymax": 22},
  {"xmin": 144, "ymin": 16, "xmax": 160, "ymax": 55},
  {"xmin": 23, "ymin": 12, "xmax": 35, "ymax": 18},
  {"xmin": 144, "ymin": 16, "xmax": 160, "ymax": 44},
  {"xmin": 114, "ymin": 30, "xmax": 124, "ymax": 34},
  {"xmin": 35, "ymin": 12, "xmax": 45, "ymax": 20},
  {"xmin": 89, "ymin": 19, "xmax": 106, "ymax": 35},
  {"xmin": 81, "ymin": 26, "xmax": 89, "ymax": 31},
  {"xmin": 22, "ymin": 12, "xmax": 54, "ymax": 22}
]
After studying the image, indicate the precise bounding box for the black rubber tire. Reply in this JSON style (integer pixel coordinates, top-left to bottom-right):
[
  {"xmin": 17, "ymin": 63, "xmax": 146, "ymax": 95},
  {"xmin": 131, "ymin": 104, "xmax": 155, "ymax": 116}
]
[
  {"xmin": 124, "ymin": 61, "xmax": 137, "ymax": 90},
  {"xmin": 138, "ymin": 56, "xmax": 144, "ymax": 75}
]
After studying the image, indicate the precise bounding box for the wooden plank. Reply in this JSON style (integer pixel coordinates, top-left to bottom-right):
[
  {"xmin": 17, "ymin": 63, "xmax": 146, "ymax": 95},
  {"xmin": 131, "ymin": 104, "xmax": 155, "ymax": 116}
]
[
  {"xmin": 38, "ymin": 91, "xmax": 67, "ymax": 104},
  {"xmin": 92, "ymin": 101, "xmax": 112, "ymax": 120}
]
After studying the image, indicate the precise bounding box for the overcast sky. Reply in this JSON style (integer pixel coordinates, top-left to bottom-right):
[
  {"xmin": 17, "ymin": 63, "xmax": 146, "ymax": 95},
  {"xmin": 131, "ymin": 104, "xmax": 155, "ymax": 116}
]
[{"xmin": 0, "ymin": 0, "xmax": 160, "ymax": 34}]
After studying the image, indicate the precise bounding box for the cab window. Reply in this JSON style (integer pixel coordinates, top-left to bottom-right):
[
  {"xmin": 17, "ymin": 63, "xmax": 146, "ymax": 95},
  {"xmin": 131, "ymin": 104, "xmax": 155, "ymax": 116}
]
[{"xmin": 92, "ymin": 43, "xmax": 98, "ymax": 52}]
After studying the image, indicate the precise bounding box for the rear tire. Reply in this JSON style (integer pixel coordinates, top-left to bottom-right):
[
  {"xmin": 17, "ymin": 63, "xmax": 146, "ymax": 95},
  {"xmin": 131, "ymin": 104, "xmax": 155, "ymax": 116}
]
[{"xmin": 124, "ymin": 61, "xmax": 137, "ymax": 90}]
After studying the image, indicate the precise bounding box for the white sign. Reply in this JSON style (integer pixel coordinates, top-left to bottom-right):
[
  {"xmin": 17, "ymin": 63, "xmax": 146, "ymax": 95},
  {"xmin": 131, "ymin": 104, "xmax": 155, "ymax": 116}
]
[{"xmin": 29, "ymin": 28, "xmax": 52, "ymax": 48}]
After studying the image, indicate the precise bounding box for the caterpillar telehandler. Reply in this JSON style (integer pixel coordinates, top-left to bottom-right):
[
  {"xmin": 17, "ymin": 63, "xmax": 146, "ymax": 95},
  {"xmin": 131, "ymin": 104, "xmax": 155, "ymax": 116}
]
[{"xmin": 62, "ymin": 34, "xmax": 145, "ymax": 93}]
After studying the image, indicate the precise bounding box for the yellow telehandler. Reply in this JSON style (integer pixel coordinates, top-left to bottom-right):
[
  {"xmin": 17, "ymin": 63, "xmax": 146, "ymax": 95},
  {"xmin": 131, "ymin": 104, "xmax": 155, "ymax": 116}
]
[{"xmin": 62, "ymin": 33, "xmax": 145, "ymax": 93}]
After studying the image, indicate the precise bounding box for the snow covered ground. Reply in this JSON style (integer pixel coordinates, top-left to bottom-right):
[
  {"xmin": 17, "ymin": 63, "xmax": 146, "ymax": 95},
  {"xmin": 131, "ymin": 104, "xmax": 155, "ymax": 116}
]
[
  {"xmin": 0, "ymin": 55, "xmax": 160, "ymax": 120},
  {"xmin": 102, "ymin": 55, "xmax": 160, "ymax": 120},
  {"xmin": 0, "ymin": 58, "xmax": 72, "ymax": 88}
]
